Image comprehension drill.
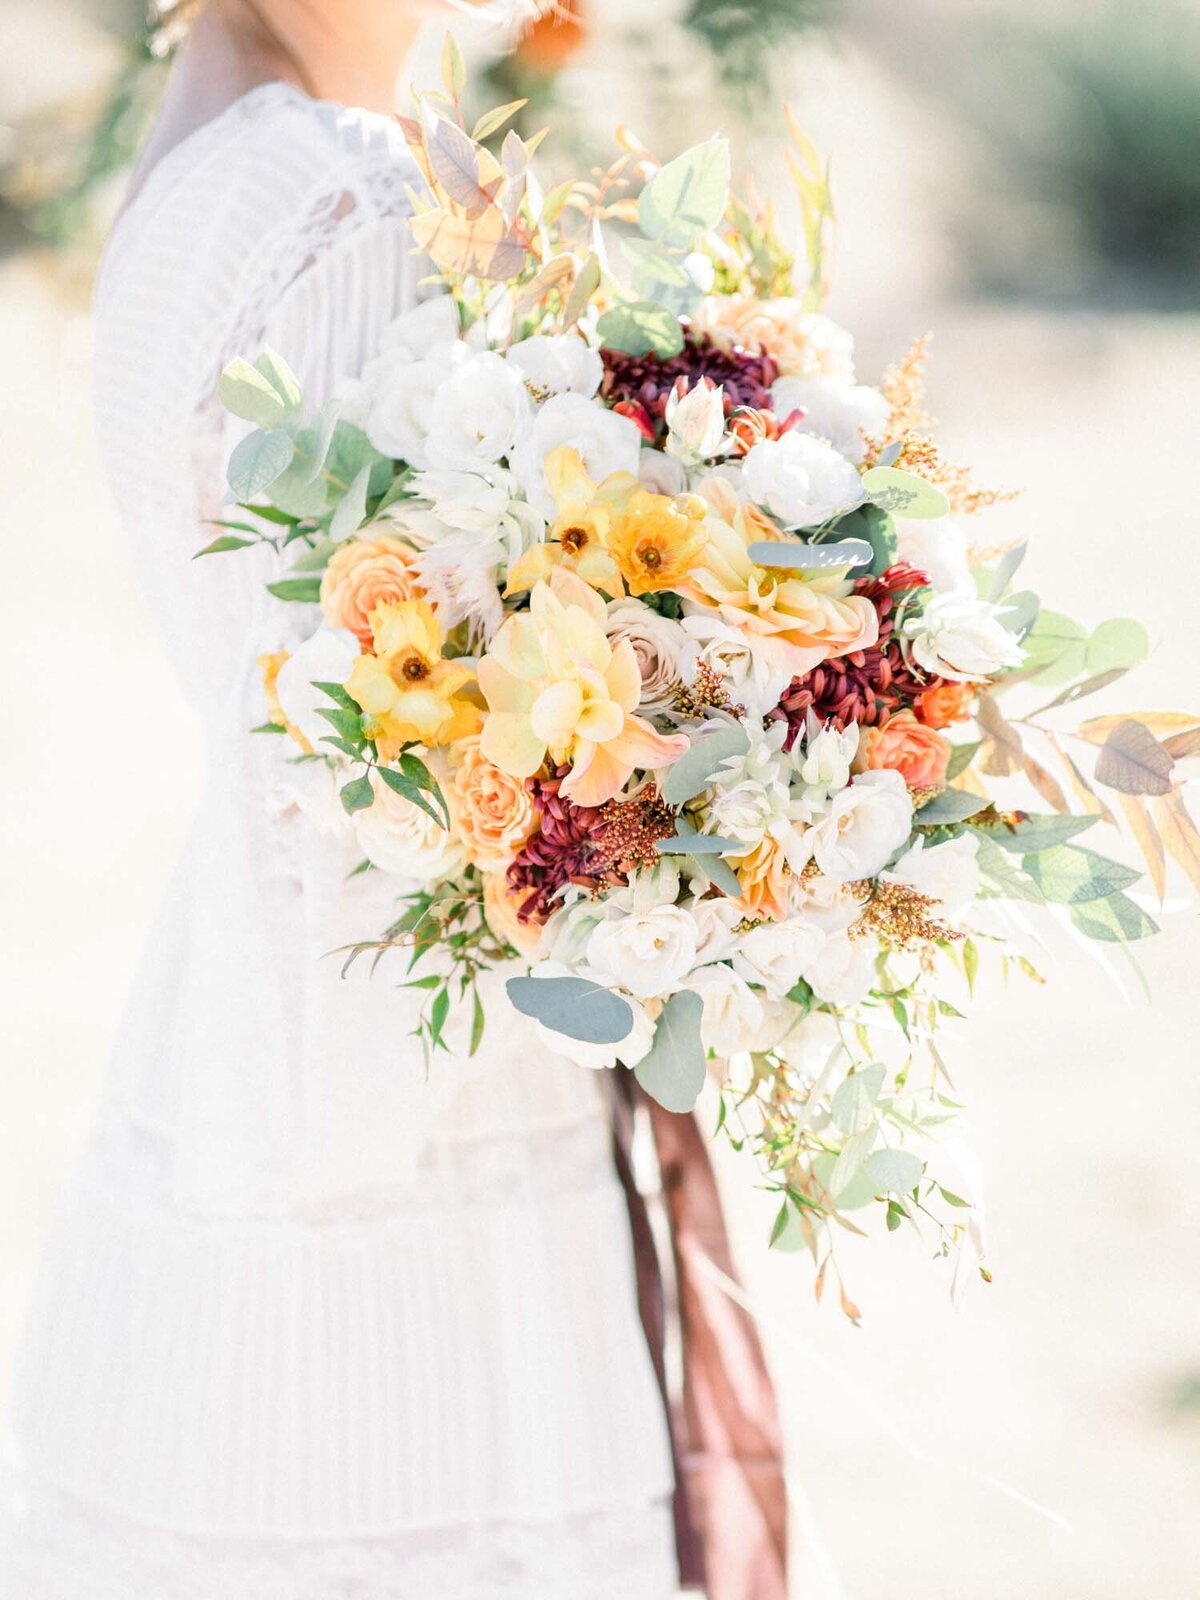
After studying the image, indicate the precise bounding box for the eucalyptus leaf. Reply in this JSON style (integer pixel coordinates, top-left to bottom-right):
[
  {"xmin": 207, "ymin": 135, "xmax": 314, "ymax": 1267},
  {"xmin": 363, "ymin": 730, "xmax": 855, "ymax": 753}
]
[
  {"xmin": 827, "ymin": 1126, "xmax": 879, "ymax": 1200},
  {"xmin": 506, "ymin": 975, "xmax": 634, "ymax": 1045},
  {"xmin": 692, "ymin": 853, "xmax": 743, "ymax": 897},
  {"xmin": 811, "ymin": 1150, "xmax": 877, "ymax": 1212},
  {"xmin": 972, "ymin": 833, "xmax": 1046, "ymax": 903},
  {"xmin": 861, "ymin": 466, "xmax": 950, "ymax": 520},
  {"xmin": 1068, "ymin": 892, "xmax": 1159, "ymax": 943},
  {"xmin": 596, "ymin": 301, "xmax": 685, "ymax": 359},
  {"xmin": 866, "ymin": 1148, "xmax": 924, "ymax": 1194},
  {"xmin": 661, "ymin": 723, "xmax": 750, "ymax": 805},
  {"xmin": 1086, "ymin": 617, "xmax": 1150, "ymax": 676},
  {"xmin": 656, "ymin": 831, "xmax": 739, "ymax": 856},
  {"xmin": 827, "ymin": 505, "xmax": 896, "ymax": 576},
  {"xmin": 227, "ymin": 427, "xmax": 294, "ymax": 501},
  {"xmin": 255, "ymin": 348, "xmax": 302, "ymax": 413},
  {"xmin": 1021, "ymin": 609, "xmax": 1089, "ymax": 686},
  {"xmin": 1022, "ymin": 845, "xmax": 1142, "ymax": 904},
  {"xmin": 985, "ymin": 541, "xmax": 1027, "ymax": 601},
  {"xmin": 915, "ymin": 788, "xmax": 988, "ymax": 825},
  {"xmin": 633, "ymin": 990, "xmax": 707, "ymax": 1113},
  {"xmin": 622, "ymin": 235, "xmax": 693, "ymax": 288},
  {"xmin": 746, "ymin": 538, "xmax": 872, "ymax": 571},
  {"xmin": 637, "ymin": 138, "xmax": 731, "ymax": 247},
  {"xmin": 219, "ymin": 360, "xmax": 291, "ymax": 429},
  {"xmin": 339, "ymin": 775, "xmax": 374, "ymax": 815},
  {"xmin": 330, "ymin": 464, "xmax": 372, "ymax": 542},
  {"xmin": 830, "ymin": 1063, "xmax": 886, "ymax": 1134},
  {"xmin": 945, "ymin": 740, "xmax": 981, "ymax": 781},
  {"xmin": 1002, "ymin": 589, "xmax": 1041, "ymax": 640}
]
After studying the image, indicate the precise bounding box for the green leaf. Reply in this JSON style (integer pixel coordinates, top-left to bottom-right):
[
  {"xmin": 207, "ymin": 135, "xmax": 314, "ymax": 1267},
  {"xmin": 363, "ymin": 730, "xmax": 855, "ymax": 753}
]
[
  {"xmin": 254, "ymin": 347, "xmax": 302, "ymax": 413},
  {"xmin": 219, "ymin": 358, "xmax": 292, "ymax": 429},
  {"xmin": 661, "ymin": 723, "xmax": 750, "ymax": 806},
  {"xmin": 985, "ymin": 540, "xmax": 1027, "ymax": 601},
  {"xmin": 637, "ymin": 138, "xmax": 731, "ymax": 247},
  {"xmin": 469, "ymin": 989, "xmax": 486, "ymax": 1056},
  {"xmin": 339, "ymin": 775, "xmax": 375, "ymax": 814},
  {"xmin": 227, "ymin": 427, "xmax": 294, "ymax": 500},
  {"xmin": 193, "ymin": 534, "xmax": 254, "ymax": 558},
  {"xmin": 861, "ymin": 466, "xmax": 949, "ymax": 520},
  {"xmin": 962, "ymin": 936, "xmax": 979, "ymax": 997},
  {"xmin": 1086, "ymin": 618, "xmax": 1150, "ymax": 676},
  {"xmin": 596, "ymin": 301, "xmax": 685, "ymax": 359},
  {"xmin": 564, "ymin": 252, "xmax": 601, "ymax": 329},
  {"xmin": 1068, "ymin": 892, "xmax": 1159, "ymax": 943},
  {"xmin": 376, "ymin": 765, "xmax": 445, "ymax": 828},
  {"xmin": 1021, "ymin": 609, "xmax": 1089, "ymax": 686},
  {"xmin": 250, "ymin": 721, "xmax": 286, "ymax": 734},
  {"xmin": 398, "ymin": 751, "xmax": 451, "ymax": 829},
  {"xmin": 1022, "ymin": 845, "xmax": 1142, "ymax": 904},
  {"xmin": 828, "ymin": 505, "xmax": 897, "ymax": 577},
  {"xmin": 506, "ymin": 975, "xmax": 635, "ymax": 1045},
  {"xmin": 430, "ymin": 985, "xmax": 450, "ymax": 1046},
  {"xmin": 265, "ymin": 576, "xmax": 322, "ymax": 603},
  {"xmin": 693, "ymin": 852, "xmax": 743, "ymax": 898},
  {"xmin": 746, "ymin": 538, "xmax": 873, "ymax": 570},
  {"xmin": 916, "ymin": 788, "xmax": 988, "ymax": 825},
  {"xmin": 330, "ymin": 464, "xmax": 372, "ymax": 542},
  {"xmin": 1002, "ymin": 589, "xmax": 1041, "ymax": 640},
  {"xmin": 867, "ymin": 1148, "xmax": 923, "ymax": 1194},
  {"xmin": 288, "ymin": 538, "xmax": 339, "ymax": 574},
  {"xmin": 633, "ymin": 989, "xmax": 707, "ymax": 1113},
  {"xmin": 980, "ymin": 813, "xmax": 1099, "ymax": 854},
  {"xmin": 316, "ymin": 705, "xmax": 365, "ymax": 742},
  {"xmin": 622, "ymin": 235, "xmax": 694, "ymax": 288},
  {"xmin": 973, "ymin": 833, "xmax": 1045, "ymax": 903},
  {"xmin": 235, "ymin": 502, "xmax": 299, "ymax": 526},
  {"xmin": 946, "ymin": 741, "xmax": 981, "ymax": 781},
  {"xmin": 656, "ymin": 831, "xmax": 739, "ymax": 856},
  {"xmin": 830, "ymin": 1063, "xmax": 886, "ymax": 1134}
]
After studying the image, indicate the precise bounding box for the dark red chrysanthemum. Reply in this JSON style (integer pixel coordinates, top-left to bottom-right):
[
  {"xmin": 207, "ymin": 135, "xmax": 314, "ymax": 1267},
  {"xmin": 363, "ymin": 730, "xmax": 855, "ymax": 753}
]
[
  {"xmin": 506, "ymin": 769, "xmax": 607, "ymax": 925},
  {"xmin": 600, "ymin": 329, "xmax": 779, "ymax": 444},
  {"xmin": 769, "ymin": 564, "xmax": 945, "ymax": 741}
]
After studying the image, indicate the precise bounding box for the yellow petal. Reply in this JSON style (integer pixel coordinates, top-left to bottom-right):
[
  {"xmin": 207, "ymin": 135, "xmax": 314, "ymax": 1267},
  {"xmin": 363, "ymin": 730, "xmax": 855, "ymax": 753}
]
[
  {"xmin": 545, "ymin": 567, "xmax": 607, "ymax": 629},
  {"xmin": 561, "ymin": 742, "xmax": 629, "ymax": 807},
  {"xmin": 605, "ymin": 715, "xmax": 690, "ymax": 771},
  {"xmin": 530, "ymin": 679, "xmax": 585, "ymax": 749},
  {"xmin": 545, "ymin": 445, "xmax": 595, "ymax": 512},
  {"xmin": 346, "ymin": 654, "xmax": 397, "ymax": 716},
  {"xmin": 481, "ymin": 712, "xmax": 547, "ymax": 778},
  {"xmin": 505, "ymin": 542, "xmax": 559, "ymax": 596},
  {"xmin": 477, "ymin": 654, "xmax": 535, "ymax": 715},
  {"xmin": 605, "ymin": 637, "xmax": 644, "ymax": 715},
  {"xmin": 486, "ymin": 612, "xmax": 547, "ymax": 683},
  {"xmin": 575, "ymin": 697, "xmax": 624, "ymax": 745}
]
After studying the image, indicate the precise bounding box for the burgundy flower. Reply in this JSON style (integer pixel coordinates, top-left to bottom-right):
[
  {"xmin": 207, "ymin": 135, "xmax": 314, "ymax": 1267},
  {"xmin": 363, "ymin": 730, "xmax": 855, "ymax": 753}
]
[
  {"xmin": 506, "ymin": 769, "xmax": 607, "ymax": 925},
  {"xmin": 601, "ymin": 329, "xmax": 779, "ymax": 445}
]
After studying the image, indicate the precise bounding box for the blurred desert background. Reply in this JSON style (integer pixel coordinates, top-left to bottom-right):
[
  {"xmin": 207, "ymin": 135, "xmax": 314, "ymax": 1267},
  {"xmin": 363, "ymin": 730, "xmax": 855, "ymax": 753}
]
[{"xmin": 0, "ymin": 1, "xmax": 1197, "ymax": 1597}]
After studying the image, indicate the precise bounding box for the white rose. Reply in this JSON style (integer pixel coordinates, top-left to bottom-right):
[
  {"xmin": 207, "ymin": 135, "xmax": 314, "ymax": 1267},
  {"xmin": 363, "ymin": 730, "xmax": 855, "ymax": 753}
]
[
  {"xmin": 529, "ymin": 961, "xmax": 656, "ymax": 1071},
  {"xmin": 362, "ymin": 343, "xmax": 462, "ymax": 466},
  {"xmin": 506, "ymin": 332, "xmax": 603, "ymax": 400},
  {"xmin": 733, "ymin": 919, "xmax": 827, "ymax": 999},
  {"xmin": 379, "ymin": 296, "xmax": 460, "ymax": 359},
  {"xmin": 689, "ymin": 964, "xmax": 765, "ymax": 1055},
  {"xmin": 688, "ymin": 896, "xmax": 743, "ymax": 966},
  {"xmin": 425, "ymin": 351, "xmax": 534, "ymax": 473},
  {"xmin": 605, "ymin": 598, "xmax": 687, "ymax": 716},
  {"xmin": 772, "ymin": 376, "xmax": 889, "ymax": 465},
  {"xmin": 587, "ymin": 905, "xmax": 699, "ymax": 1000},
  {"xmin": 790, "ymin": 870, "xmax": 864, "ymax": 934},
  {"xmin": 679, "ymin": 614, "xmax": 794, "ymax": 719},
  {"xmin": 638, "ymin": 450, "xmax": 689, "ymax": 497},
  {"xmin": 274, "ymin": 626, "xmax": 360, "ymax": 751},
  {"xmin": 353, "ymin": 767, "xmax": 466, "ymax": 883},
  {"xmin": 902, "ymin": 593, "xmax": 1026, "ymax": 683},
  {"xmin": 885, "ymin": 833, "xmax": 980, "ymax": 920},
  {"xmin": 895, "ymin": 517, "xmax": 974, "ymax": 596},
  {"xmin": 741, "ymin": 431, "xmax": 865, "ymax": 529},
  {"xmin": 512, "ymin": 392, "xmax": 641, "ymax": 518},
  {"xmin": 665, "ymin": 380, "xmax": 728, "ymax": 465},
  {"xmin": 409, "ymin": 468, "xmax": 514, "ymax": 534},
  {"xmin": 803, "ymin": 931, "xmax": 878, "ymax": 1008},
  {"xmin": 806, "ymin": 769, "xmax": 913, "ymax": 882}
]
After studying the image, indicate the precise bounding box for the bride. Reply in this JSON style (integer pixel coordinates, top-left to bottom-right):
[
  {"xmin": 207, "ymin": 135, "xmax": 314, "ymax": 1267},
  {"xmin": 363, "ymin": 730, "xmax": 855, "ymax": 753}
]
[{"xmin": 0, "ymin": 2, "xmax": 785, "ymax": 1595}]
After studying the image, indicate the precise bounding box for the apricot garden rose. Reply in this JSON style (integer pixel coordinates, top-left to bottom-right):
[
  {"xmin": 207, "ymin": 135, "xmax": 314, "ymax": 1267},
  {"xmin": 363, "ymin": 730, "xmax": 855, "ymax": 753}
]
[
  {"xmin": 320, "ymin": 534, "xmax": 424, "ymax": 648},
  {"xmin": 452, "ymin": 736, "xmax": 538, "ymax": 872},
  {"xmin": 859, "ymin": 710, "xmax": 951, "ymax": 791}
]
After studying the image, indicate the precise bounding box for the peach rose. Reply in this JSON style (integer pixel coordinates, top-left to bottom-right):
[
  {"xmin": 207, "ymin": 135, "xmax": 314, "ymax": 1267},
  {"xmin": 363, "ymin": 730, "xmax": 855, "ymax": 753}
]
[
  {"xmin": 452, "ymin": 736, "xmax": 538, "ymax": 872},
  {"xmin": 732, "ymin": 835, "xmax": 793, "ymax": 924},
  {"xmin": 859, "ymin": 711, "xmax": 950, "ymax": 791},
  {"xmin": 320, "ymin": 534, "xmax": 424, "ymax": 648},
  {"xmin": 916, "ymin": 681, "xmax": 975, "ymax": 729},
  {"xmin": 697, "ymin": 298, "xmax": 855, "ymax": 381},
  {"xmin": 482, "ymin": 872, "xmax": 544, "ymax": 958}
]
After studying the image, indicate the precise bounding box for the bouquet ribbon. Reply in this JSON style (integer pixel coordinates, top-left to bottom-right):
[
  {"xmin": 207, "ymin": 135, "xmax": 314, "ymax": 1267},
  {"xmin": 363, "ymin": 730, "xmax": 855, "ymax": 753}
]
[{"xmin": 613, "ymin": 1078, "xmax": 789, "ymax": 1600}]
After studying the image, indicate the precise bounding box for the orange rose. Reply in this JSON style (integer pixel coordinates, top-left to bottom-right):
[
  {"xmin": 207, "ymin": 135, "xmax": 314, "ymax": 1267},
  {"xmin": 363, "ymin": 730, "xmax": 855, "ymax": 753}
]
[
  {"xmin": 859, "ymin": 711, "xmax": 950, "ymax": 791},
  {"xmin": 320, "ymin": 535, "xmax": 424, "ymax": 648},
  {"xmin": 916, "ymin": 681, "xmax": 975, "ymax": 729},
  {"xmin": 452, "ymin": 736, "xmax": 538, "ymax": 872},
  {"xmin": 482, "ymin": 872, "xmax": 544, "ymax": 959},
  {"xmin": 732, "ymin": 835, "xmax": 793, "ymax": 923}
]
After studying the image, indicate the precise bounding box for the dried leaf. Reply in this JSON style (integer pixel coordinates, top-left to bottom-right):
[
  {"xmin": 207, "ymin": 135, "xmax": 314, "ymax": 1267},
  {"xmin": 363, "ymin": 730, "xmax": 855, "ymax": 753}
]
[
  {"xmin": 976, "ymin": 693, "xmax": 1024, "ymax": 777},
  {"xmin": 813, "ymin": 1257, "xmax": 828, "ymax": 1304},
  {"xmin": 1079, "ymin": 710, "xmax": 1200, "ymax": 745},
  {"xmin": 1152, "ymin": 788, "xmax": 1200, "ymax": 894},
  {"xmin": 409, "ymin": 207, "xmax": 528, "ymax": 282},
  {"xmin": 1162, "ymin": 727, "xmax": 1200, "ymax": 761},
  {"xmin": 838, "ymin": 1279, "xmax": 863, "ymax": 1328},
  {"xmin": 472, "ymin": 99, "xmax": 528, "ymax": 143},
  {"xmin": 1044, "ymin": 731, "xmax": 1117, "ymax": 825},
  {"xmin": 513, "ymin": 255, "xmax": 574, "ymax": 313},
  {"xmin": 1117, "ymin": 794, "xmax": 1166, "ymax": 903},
  {"xmin": 427, "ymin": 120, "xmax": 493, "ymax": 216},
  {"xmin": 1022, "ymin": 752, "xmax": 1070, "ymax": 813},
  {"xmin": 1094, "ymin": 719, "xmax": 1176, "ymax": 797}
]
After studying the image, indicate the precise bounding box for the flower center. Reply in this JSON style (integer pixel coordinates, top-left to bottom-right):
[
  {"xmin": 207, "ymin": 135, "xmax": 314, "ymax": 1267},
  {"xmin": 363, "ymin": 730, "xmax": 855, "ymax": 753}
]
[
  {"xmin": 390, "ymin": 651, "xmax": 431, "ymax": 686},
  {"xmin": 639, "ymin": 545, "xmax": 662, "ymax": 570},
  {"xmin": 559, "ymin": 525, "xmax": 589, "ymax": 554}
]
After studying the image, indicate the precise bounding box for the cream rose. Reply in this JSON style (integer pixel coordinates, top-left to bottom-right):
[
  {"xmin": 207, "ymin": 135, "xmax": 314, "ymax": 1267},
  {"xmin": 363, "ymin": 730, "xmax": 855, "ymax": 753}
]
[
  {"xmin": 884, "ymin": 834, "xmax": 980, "ymax": 920},
  {"xmin": 771, "ymin": 375, "xmax": 889, "ymax": 464},
  {"xmin": 690, "ymin": 963, "xmax": 765, "ymax": 1055},
  {"xmin": 353, "ymin": 765, "xmax": 465, "ymax": 882},
  {"xmin": 319, "ymin": 535, "xmax": 425, "ymax": 647},
  {"xmin": 805, "ymin": 769, "xmax": 913, "ymax": 882},
  {"xmin": 733, "ymin": 919, "xmax": 827, "ymax": 1000},
  {"xmin": 741, "ymin": 431, "xmax": 865, "ymax": 529},
  {"xmin": 902, "ymin": 594, "xmax": 1026, "ymax": 683},
  {"xmin": 452, "ymin": 736, "xmax": 537, "ymax": 872},
  {"xmin": 803, "ymin": 930, "xmax": 878, "ymax": 1007},
  {"xmin": 586, "ymin": 905, "xmax": 699, "ymax": 1000}
]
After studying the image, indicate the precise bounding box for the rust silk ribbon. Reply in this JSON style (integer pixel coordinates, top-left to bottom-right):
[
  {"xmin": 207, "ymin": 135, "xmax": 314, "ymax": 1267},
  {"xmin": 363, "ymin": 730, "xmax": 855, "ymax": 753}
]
[{"xmin": 612, "ymin": 1077, "xmax": 789, "ymax": 1600}]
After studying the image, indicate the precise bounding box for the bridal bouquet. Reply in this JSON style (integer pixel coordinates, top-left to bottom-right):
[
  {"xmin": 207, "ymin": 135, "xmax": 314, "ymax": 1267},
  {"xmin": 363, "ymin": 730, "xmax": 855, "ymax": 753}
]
[{"xmin": 206, "ymin": 44, "xmax": 1198, "ymax": 1302}]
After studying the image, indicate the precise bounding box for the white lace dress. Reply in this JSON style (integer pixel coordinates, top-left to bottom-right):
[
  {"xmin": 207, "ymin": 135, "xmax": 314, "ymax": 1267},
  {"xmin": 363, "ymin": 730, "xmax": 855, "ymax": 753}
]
[{"xmin": 0, "ymin": 84, "xmax": 677, "ymax": 1599}]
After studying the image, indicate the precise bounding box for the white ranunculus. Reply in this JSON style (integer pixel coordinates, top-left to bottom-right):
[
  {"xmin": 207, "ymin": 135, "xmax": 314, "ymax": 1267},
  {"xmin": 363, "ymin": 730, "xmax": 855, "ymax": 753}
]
[
  {"xmin": 771, "ymin": 375, "xmax": 890, "ymax": 465},
  {"xmin": 789, "ymin": 870, "xmax": 864, "ymax": 934},
  {"xmin": 806, "ymin": 769, "xmax": 914, "ymax": 882},
  {"xmin": 678, "ymin": 614, "xmax": 794, "ymax": 720},
  {"xmin": 506, "ymin": 332, "xmax": 603, "ymax": 400},
  {"xmin": 741, "ymin": 431, "xmax": 865, "ymax": 529},
  {"xmin": 803, "ymin": 930, "xmax": 878, "ymax": 1008},
  {"xmin": 638, "ymin": 449, "xmax": 689, "ymax": 497},
  {"xmin": 425, "ymin": 350, "xmax": 534, "ymax": 473},
  {"xmin": 529, "ymin": 961, "xmax": 656, "ymax": 1071},
  {"xmin": 665, "ymin": 380, "xmax": 729, "ymax": 465},
  {"xmin": 586, "ymin": 905, "xmax": 699, "ymax": 1000},
  {"xmin": 895, "ymin": 516, "xmax": 974, "ymax": 596},
  {"xmin": 362, "ymin": 343, "xmax": 463, "ymax": 466},
  {"xmin": 689, "ymin": 963, "xmax": 765, "ymax": 1055},
  {"xmin": 687, "ymin": 896, "xmax": 743, "ymax": 966},
  {"xmin": 512, "ymin": 392, "xmax": 642, "ymax": 518},
  {"xmin": 733, "ymin": 919, "xmax": 827, "ymax": 1000},
  {"xmin": 379, "ymin": 296, "xmax": 461, "ymax": 360},
  {"xmin": 605, "ymin": 599, "xmax": 687, "ymax": 716},
  {"xmin": 885, "ymin": 833, "xmax": 980, "ymax": 920},
  {"xmin": 409, "ymin": 468, "xmax": 514, "ymax": 534},
  {"xmin": 902, "ymin": 593, "xmax": 1026, "ymax": 683},
  {"xmin": 274, "ymin": 626, "xmax": 360, "ymax": 752},
  {"xmin": 353, "ymin": 767, "xmax": 466, "ymax": 883}
]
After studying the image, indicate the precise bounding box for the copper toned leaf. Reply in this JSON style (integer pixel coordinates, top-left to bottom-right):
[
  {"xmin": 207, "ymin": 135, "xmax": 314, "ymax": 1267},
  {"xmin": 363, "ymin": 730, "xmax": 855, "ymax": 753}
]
[
  {"xmin": 1151, "ymin": 788, "xmax": 1200, "ymax": 895},
  {"xmin": 1094, "ymin": 719, "xmax": 1176, "ymax": 797},
  {"xmin": 1117, "ymin": 794, "xmax": 1166, "ymax": 903},
  {"xmin": 409, "ymin": 207, "xmax": 528, "ymax": 282}
]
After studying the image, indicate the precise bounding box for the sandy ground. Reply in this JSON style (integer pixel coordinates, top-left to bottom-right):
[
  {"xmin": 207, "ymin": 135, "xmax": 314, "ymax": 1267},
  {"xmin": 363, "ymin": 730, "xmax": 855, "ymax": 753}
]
[{"xmin": 1, "ymin": 12, "xmax": 1199, "ymax": 1594}]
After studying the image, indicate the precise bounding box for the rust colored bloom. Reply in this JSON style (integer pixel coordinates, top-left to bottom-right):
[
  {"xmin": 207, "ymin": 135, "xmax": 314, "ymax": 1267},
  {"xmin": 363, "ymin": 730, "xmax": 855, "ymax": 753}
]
[
  {"xmin": 589, "ymin": 788, "xmax": 677, "ymax": 875},
  {"xmin": 506, "ymin": 768, "xmax": 607, "ymax": 925},
  {"xmin": 916, "ymin": 680, "xmax": 976, "ymax": 729},
  {"xmin": 859, "ymin": 711, "xmax": 951, "ymax": 791}
]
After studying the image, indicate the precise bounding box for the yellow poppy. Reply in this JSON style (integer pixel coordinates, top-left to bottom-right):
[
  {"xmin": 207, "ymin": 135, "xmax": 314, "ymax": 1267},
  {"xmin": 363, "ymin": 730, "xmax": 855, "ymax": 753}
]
[
  {"xmin": 346, "ymin": 599, "xmax": 479, "ymax": 759},
  {"xmin": 505, "ymin": 446, "xmax": 635, "ymax": 597}
]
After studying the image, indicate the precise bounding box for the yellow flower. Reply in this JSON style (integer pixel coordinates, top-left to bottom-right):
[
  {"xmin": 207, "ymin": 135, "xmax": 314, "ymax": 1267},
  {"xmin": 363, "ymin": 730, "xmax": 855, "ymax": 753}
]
[
  {"xmin": 678, "ymin": 497, "xmax": 878, "ymax": 676},
  {"xmin": 346, "ymin": 599, "xmax": 479, "ymax": 761},
  {"xmin": 505, "ymin": 446, "xmax": 635, "ymax": 597},
  {"xmin": 258, "ymin": 651, "xmax": 313, "ymax": 754},
  {"xmin": 605, "ymin": 489, "xmax": 711, "ymax": 596},
  {"xmin": 477, "ymin": 568, "xmax": 690, "ymax": 808}
]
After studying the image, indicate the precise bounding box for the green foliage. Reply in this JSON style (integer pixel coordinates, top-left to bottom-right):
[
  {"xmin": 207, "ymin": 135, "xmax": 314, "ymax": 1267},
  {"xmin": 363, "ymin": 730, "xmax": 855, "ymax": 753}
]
[
  {"xmin": 505, "ymin": 975, "xmax": 635, "ymax": 1045},
  {"xmin": 636, "ymin": 138, "xmax": 731, "ymax": 247},
  {"xmin": 595, "ymin": 301, "xmax": 685, "ymax": 359},
  {"xmin": 634, "ymin": 990, "xmax": 707, "ymax": 1113}
]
